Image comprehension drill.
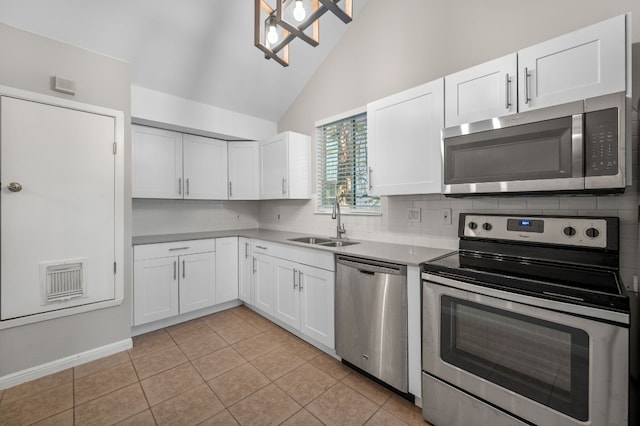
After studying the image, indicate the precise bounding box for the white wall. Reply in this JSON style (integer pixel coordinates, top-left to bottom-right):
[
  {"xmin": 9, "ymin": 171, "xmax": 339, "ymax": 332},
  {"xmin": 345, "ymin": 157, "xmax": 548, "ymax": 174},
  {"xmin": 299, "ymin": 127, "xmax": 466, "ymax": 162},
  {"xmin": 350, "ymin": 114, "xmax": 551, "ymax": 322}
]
[
  {"xmin": 0, "ymin": 23, "xmax": 132, "ymax": 377},
  {"xmin": 273, "ymin": 0, "xmax": 640, "ymax": 289}
]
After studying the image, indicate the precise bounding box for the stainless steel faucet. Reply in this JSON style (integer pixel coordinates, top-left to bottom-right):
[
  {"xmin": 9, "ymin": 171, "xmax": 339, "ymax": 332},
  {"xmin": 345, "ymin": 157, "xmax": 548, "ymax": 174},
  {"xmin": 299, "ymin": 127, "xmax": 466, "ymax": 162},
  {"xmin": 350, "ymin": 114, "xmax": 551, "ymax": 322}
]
[{"xmin": 332, "ymin": 186, "xmax": 346, "ymax": 240}]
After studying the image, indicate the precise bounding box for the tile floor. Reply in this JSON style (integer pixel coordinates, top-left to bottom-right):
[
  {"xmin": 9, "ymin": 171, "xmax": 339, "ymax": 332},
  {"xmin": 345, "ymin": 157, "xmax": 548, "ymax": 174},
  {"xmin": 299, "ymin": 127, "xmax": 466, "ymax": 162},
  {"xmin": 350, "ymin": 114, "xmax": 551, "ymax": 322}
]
[{"xmin": 0, "ymin": 306, "xmax": 428, "ymax": 425}]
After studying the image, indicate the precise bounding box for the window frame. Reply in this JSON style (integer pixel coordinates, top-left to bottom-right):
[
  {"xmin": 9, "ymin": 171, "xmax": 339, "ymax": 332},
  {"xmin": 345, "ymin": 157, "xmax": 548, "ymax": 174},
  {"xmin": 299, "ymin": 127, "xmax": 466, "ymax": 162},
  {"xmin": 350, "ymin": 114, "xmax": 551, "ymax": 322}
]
[{"xmin": 314, "ymin": 107, "xmax": 380, "ymax": 215}]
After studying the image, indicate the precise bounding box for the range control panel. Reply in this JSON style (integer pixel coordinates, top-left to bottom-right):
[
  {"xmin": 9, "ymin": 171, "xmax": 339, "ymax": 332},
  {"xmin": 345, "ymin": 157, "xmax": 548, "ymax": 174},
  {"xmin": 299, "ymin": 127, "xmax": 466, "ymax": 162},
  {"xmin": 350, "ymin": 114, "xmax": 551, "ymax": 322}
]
[{"xmin": 462, "ymin": 214, "xmax": 610, "ymax": 248}]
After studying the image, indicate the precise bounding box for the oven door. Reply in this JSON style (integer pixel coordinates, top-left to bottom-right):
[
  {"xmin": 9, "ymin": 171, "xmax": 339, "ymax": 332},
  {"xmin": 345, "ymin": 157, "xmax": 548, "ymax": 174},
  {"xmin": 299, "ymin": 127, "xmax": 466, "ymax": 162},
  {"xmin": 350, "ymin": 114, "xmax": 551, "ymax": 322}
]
[
  {"xmin": 442, "ymin": 101, "xmax": 585, "ymax": 196},
  {"xmin": 422, "ymin": 274, "xmax": 629, "ymax": 426}
]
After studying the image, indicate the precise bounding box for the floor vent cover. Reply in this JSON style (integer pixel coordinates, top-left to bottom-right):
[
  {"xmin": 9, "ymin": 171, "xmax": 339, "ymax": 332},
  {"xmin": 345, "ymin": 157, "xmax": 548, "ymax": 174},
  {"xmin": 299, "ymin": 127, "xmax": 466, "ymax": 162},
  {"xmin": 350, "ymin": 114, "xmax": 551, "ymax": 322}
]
[{"xmin": 41, "ymin": 260, "xmax": 87, "ymax": 304}]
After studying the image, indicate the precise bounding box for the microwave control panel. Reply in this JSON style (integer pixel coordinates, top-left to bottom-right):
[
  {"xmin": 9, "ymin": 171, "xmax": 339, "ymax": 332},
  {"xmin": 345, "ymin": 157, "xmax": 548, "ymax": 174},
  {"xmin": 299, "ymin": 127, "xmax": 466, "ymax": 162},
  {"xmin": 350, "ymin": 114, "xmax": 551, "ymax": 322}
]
[{"xmin": 585, "ymin": 107, "xmax": 618, "ymax": 177}]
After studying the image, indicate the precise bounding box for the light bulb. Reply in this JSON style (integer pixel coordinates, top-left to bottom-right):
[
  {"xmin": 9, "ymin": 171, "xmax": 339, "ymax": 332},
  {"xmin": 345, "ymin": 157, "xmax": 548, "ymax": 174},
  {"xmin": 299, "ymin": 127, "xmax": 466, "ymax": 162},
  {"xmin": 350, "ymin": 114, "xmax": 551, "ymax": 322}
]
[
  {"xmin": 293, "ymin": 0, "xmax": 306, "ymax": 22},
  {"xmin": 266, "ymin": 20, "xmax": 279, "ymax": 44}
]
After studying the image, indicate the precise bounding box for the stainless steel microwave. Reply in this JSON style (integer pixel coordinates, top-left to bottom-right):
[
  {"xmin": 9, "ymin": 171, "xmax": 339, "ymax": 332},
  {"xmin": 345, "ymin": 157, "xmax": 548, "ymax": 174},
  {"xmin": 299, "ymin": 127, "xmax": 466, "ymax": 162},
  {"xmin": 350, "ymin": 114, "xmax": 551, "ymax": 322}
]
[{"xmin": 442, "ymin": 91, "xmax": 630, "ymax": 196}]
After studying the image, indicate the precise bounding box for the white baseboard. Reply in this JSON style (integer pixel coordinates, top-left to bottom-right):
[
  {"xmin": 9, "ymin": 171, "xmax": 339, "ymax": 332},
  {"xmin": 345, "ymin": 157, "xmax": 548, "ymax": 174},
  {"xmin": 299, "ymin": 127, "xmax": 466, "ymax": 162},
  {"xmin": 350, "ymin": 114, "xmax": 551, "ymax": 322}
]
[{"xmin": 0, "ymin": 338, "xmax": 132, "ymax": 390}]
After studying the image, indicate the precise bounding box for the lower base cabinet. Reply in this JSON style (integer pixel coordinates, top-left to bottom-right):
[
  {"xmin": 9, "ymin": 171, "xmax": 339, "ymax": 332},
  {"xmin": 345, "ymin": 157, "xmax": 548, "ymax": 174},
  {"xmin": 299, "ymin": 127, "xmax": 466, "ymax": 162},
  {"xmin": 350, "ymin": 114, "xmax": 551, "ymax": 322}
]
[{"xmin": 251, "ymin": 240, "xmax": 335, "ymax": 349}]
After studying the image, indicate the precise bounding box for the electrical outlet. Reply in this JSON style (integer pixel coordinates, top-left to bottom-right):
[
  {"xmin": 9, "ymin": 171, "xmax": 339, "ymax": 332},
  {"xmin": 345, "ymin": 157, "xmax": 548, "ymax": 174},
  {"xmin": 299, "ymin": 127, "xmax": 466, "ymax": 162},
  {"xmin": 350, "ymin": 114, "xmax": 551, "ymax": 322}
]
[
  {"xmin": 441, "ymin": 208, "xmax": 452, "ymax": 225},
  {"xmin": 408, "ymin": 208, "xmax": 421, "ymax": 223}
]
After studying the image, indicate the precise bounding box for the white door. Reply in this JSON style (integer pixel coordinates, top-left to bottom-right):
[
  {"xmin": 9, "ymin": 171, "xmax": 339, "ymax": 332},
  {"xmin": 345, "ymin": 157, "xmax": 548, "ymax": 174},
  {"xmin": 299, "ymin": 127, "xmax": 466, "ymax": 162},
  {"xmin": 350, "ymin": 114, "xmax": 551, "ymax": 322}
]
[
  {"xmin": 215, "ymin": 237, "xmax": 238, "ymax": 304},
  {"xmin": 183, "ymin": 134, "xmax": 228, "ymax": 200},
  {"xmin": 445, "ymin": 54, "xmax": 517, "ymax": 127},
  {"xmin": 273, "ymin": 258, "xmax": 300, "ymax": 330},
  {"xmin": 238, "ymin": 238, "xmax": 253, "ymax": 304},
  {"xmin": 259, "ymin": 134, "xmax": 288, "ymax": 199},
  {"xmin": 367, "ymin": 78, "xmax": 445, "ymax": 195},
  {"xmin": 1, "ymin": 97, "xmax": 116, "ymax": 320},
  {"xmin": 179, "ymin": 251, "xmax": 216, "ymax": 314},
  {"xmin": 518, "ymin": 14, "xmax": 627, "ymax": 111},
  {"xmin": 133, "ymin": 257, "xmax": 179, "ymax": 325},
  {"xmin": 299, "ymin": 265, "xmax": 335, "ymax": 349},
  {"xmin": 132, "ymin": 125, "xmax": 183, "ymax": 198},
  {"xmin": 228, "ymin": 142, "xmax": 259, "ymax": 200},
  {"xmin": 253, "ymin": 253, "xmax": 275, "ymax": 315}
]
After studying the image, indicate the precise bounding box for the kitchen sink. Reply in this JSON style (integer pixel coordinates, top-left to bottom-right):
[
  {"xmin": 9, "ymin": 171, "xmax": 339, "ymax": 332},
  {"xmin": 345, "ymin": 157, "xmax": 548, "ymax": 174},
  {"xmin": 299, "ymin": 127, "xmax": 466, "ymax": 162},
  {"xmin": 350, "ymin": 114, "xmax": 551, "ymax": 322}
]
[
  {"xmin": 288, "ymin": 236, "xmax": 333, "ymax": 244},
  {"xmin": 319, "ymin": 240, "xmax": 359, "ymax": 247}
]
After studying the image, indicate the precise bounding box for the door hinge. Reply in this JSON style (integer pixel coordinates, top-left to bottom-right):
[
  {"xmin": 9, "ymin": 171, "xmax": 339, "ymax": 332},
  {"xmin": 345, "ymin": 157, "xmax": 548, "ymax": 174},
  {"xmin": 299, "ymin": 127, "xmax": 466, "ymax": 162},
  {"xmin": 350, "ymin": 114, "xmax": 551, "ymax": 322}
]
[
  {"xmin": 113, "ymin": 142, "xmax": 117, "ymax": 155},
  {"xmin": 113, "ymin": 261, "xmax": 117, "ymax": 274}
]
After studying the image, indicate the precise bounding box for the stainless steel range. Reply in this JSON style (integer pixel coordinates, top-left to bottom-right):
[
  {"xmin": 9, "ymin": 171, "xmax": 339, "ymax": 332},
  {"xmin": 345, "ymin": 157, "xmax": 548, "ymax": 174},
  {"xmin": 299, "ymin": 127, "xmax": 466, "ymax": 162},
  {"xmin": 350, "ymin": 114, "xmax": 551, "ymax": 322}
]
[{"xmin": 421, "ymin": 213, "xmax": 633, "ymax": 426}]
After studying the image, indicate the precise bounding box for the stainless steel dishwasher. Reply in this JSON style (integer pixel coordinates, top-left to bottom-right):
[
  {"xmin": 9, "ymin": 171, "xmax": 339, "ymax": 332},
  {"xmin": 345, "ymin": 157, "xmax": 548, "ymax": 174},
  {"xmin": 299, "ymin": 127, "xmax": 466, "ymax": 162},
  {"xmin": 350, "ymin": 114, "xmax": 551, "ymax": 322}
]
[{"xmin": 335, "ymin": 255, "xmax": 408, "ymax": 393}]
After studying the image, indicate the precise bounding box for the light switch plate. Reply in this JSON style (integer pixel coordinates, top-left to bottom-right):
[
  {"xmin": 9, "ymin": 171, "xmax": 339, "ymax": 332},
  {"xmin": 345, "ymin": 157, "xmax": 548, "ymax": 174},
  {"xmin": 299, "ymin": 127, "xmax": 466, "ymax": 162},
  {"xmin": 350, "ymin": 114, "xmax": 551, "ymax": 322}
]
[
  {"xmin": 441, "ymin": 208, "xmax": 452, "ymax": 225},
  {"xmin": 408, "ymin": 208, "xmax": 421, "ymax": 223}
]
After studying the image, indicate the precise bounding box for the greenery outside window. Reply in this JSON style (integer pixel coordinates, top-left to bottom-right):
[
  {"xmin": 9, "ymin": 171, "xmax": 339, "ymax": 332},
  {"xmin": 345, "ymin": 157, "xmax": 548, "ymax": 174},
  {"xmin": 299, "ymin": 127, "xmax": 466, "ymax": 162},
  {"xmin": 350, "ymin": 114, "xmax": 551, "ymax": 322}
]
[{"xmin": 316, "ymin": 110, "xmax": 380, "ymax": 213}]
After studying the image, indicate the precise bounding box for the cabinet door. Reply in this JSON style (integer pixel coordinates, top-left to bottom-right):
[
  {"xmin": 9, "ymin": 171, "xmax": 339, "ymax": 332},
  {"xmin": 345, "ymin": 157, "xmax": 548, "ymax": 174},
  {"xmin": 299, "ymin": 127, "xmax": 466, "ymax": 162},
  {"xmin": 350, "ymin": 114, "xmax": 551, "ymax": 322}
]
[
  {"xmin": 445, "ymin": 54, "xmax": 517, "ymax": 127},
  {"xmin": 132, "ymin": 125, "xmax": 182, "ymax": 199},
  {"xmin": 228, "ymin": 142, "xmax": 260, "ymax": 200},
  {"xmin": 253, "ymin": 253, "xmax": 275, "ymax": 315},
  {"xmin": 238, "ymin": 238, "xmax": 253, "ymax": 304},
  {"xmin": 518, "ymin": 14, "xmax": 627, "ymax": 111},
  {"xmin": 183, "ymin": 134, "xmax": 228, "ymax": 200},
  {"xmin": 215, "ymin": 237, "xmax": 239, "ymax": 304},
  {"xmin": 272, "ymin": 257, "xmax": 300, "ymax": 330},
  {"xmin": 133, "ymin": 257, "xmax": 179, "ymax": 325},
  {"xmin": 259, "ymin": 134, "xmax": 288, "ymax": 199},
  {"xmin": 299, "ymin": 265, "xmax": 335, "ymax": 349},
  {"xmin": 179, "ymin": 252, "xmax": 216, "ymax": 314},
  {"xmin": 367, "ymin": 78, "xmax": 445, "ymax": 195}
]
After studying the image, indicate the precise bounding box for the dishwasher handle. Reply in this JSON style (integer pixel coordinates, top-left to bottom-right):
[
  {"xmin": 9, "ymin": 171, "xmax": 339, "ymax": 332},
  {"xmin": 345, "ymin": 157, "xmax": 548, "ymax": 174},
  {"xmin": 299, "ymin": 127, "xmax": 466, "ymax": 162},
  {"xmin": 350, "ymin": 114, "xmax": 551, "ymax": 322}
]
[{"xmin": 336, "ymin": 256, "xmax": 406, "ymax": 276}]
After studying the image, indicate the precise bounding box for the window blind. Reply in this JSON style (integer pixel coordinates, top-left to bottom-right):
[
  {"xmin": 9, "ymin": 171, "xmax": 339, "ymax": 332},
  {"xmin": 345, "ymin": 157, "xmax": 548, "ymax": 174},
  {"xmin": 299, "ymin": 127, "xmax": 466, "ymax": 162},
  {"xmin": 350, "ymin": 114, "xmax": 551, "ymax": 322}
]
[{"xmin": 316, "ymin": 112, "xmax": 379, "ymax": 211}]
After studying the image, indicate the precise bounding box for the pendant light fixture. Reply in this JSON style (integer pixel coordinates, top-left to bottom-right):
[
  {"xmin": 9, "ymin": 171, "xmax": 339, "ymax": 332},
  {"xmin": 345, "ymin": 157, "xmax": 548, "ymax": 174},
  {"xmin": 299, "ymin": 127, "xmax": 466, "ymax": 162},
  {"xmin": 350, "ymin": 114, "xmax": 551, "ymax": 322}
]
[{"xmin": 254, "ymin": 0, "xmax": 354, "ymax": 67}]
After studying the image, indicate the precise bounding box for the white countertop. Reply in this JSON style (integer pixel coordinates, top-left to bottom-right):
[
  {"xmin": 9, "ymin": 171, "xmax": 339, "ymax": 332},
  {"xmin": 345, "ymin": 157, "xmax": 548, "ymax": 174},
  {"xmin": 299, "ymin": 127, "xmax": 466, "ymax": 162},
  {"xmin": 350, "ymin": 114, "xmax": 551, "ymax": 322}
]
[{"xmin": 132, "ymin": 229, "xmax": 453, "ymax": 266}]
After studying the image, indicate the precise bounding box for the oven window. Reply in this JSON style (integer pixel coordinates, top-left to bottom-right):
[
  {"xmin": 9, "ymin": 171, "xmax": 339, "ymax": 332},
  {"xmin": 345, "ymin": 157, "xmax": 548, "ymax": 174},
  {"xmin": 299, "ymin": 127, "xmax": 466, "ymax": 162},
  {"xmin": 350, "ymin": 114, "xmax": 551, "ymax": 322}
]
[
  {"xmin": 441, "ymin": 296, "xmax": 589, "ymax": 421},
  {"xmin": 444, "ymin": 117, "xmax": 573, "ymax": 184}
]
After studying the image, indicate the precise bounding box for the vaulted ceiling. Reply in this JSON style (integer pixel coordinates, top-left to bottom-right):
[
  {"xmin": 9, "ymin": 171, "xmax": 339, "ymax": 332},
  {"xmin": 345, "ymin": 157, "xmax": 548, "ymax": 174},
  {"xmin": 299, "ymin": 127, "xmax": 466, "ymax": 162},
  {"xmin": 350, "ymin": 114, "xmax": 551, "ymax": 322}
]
[{"xmin": 0, "ymin": 0, "xmax": 368, "ymax": 122}]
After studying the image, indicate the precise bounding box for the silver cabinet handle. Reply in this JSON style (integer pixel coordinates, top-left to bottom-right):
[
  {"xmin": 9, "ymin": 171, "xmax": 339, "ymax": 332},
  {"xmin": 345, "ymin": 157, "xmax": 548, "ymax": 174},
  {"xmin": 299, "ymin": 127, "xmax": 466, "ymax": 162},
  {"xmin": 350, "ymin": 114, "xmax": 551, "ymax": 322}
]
[
  {"xmin": 178, "ymin": 178, "xmax": 182, "ymax": 195},
  {"xmin": 7, "ymin": 182, "xmax": 22, "ymax": 192},
  {"xmin": 229, "ymin": 181, "xmax": 233, "ymax": 197},
  {"xmin": 298, "ymin": 270, "xmax": 303, "ymax": 291},
  {"xmin": 255, "ymin": 245, "xmax": 267, "ymax": 250},
  {"xmin": 524, "ymin": 67, "xmax": 531, "ymax": 105},
  {"xmin": 169, "ymin": 246, "xmax": 190, "ymax": 251},
  {"xmin": 173, "ymin": 261, "xmax": 177, "ymax": 280},
  {"xmin": 282, "ymin": 177, "xmax": 287, "ymax": 195},
  {"xmin": 293, "ymin": 268, "xmax": 298, "ymax": 289},
  {"xmin": 182, "ymin": 259, "xmax": 185, "ymax": 278},
  {"xmin": 245, "ymin": 242, "xmax": 249, "ymax": 258},
  {"xmin": 505, "ymin": 73, "xmax": 511, "ymax": 109},
  {"xmin": 252, "ymin": 257, "xmax": 257, "ymax": 274},
  {"xmin": 368, "ymin": 167, "xmax": 373, "ymax": 190},
  {"xmin": 186, "ymin": 178, "xmax": 190, "ymax": 196}
]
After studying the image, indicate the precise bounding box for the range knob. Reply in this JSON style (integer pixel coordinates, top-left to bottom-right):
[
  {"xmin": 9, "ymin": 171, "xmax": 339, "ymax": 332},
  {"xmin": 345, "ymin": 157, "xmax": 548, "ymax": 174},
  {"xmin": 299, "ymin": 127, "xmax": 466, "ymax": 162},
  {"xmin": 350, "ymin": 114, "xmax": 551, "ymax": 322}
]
[
  {"xmin": 585, "ymin": 227, "xmax": 600, "ymax": 238},
  {"xmin": 468, "ymin": 222, "xmax": 478, "ymax": 230},
  {"xmin": 563, "ymin": 226, "xmax": 577, "ymax": 236},
  {"xmin": 482, "ymin": 222, "xmax": 492, "ymax": 231}
]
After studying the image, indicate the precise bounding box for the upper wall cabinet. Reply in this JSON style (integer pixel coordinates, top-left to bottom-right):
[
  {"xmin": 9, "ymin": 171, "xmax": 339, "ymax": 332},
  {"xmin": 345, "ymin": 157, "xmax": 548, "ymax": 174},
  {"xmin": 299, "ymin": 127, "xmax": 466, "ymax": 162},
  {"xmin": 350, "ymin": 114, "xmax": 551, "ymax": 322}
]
[
  {"xmin": 132, "ymin": 125, "xmax": 228, "ymax": 200},
  {"xmin": 445, "ymin": 54, "xmax": 517, "ymax": 128},
  {"xmin": 518, "ymin": 14, "xmax": 627, "ymax": 111},
  {"xmin": 367, "ymin": 78, "xmax": 445, "ymax": 195},
  {"xmin": 228, "ymin": 141, "xmax": 260, "ymax": 200},
  {"xmin": 259, "ymin": 131, "xmax": 311, "ymax": 199}
]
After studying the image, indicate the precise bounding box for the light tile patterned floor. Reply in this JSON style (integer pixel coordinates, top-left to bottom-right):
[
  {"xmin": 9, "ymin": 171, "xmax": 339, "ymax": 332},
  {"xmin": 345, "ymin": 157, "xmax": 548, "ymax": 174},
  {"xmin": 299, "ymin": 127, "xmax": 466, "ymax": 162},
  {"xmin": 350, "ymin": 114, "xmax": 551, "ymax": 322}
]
[{"xmin": 0, "ymin": 306, "xmax": 428, "ymax": 425}]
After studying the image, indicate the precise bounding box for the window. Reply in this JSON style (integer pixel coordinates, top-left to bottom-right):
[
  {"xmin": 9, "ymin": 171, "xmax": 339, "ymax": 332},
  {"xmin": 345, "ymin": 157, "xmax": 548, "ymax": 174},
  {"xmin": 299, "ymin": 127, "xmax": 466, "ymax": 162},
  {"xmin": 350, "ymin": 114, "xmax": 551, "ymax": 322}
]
[{"xmin": 316, "ymin": 111, "xmax": 379, "ymax": 213}]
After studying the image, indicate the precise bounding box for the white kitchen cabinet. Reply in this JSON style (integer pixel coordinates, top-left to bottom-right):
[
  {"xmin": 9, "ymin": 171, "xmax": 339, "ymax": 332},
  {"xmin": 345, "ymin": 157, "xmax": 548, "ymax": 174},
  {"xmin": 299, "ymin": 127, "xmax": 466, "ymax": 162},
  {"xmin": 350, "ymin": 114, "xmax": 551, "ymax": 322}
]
[
  {"xmin": 133, "ymin": 239, "xmax": 216, "ymax": 326},
  {"xmin": 132, "ymin": 125, "xmax": 229, "ymax": 200},
  {"xmin": 367, "ymin": 78, "xmax": 444, "ymax": 195},
  {"xmin": 238, "ymin": 237, "xmax": 253, "ymax": 304},
  {"xmin": 253, "ymin": 251, "xmax": 275, "ymax": 315},
  {"xmin": 183, "ymin": 134, "xmax": 228, "ymax": 200},
  {"xmin": 132, "ymin": 125, "xmax": 183, "ymax": 199},
  {"xmin": 228, "ymin": 142, "xmax": 260, "ymax": 200},
  {"xmin": 518, "ymin": 14, "xmax": 627, "ymax": 111},
  {"xmin": 273, "ymin": 257, "xmax": 299, "ymax": 330},
  {"xmin": 259, "ymin": 131, "xmax": 311, "ymax": 199},
  {"xmin": 444, "ymin": 54, "xmax": 517, "ymax": 127},
  {"xmin": 215, "ymin": 237, "xmax": 239, "ymax": 304},
  {"xmin": 179, "ymin": 251, "xmax": 216, "ymax": 314},
  {"xmin": 298, "ymin": 263, "xmax": 334, "ymax": 348}
]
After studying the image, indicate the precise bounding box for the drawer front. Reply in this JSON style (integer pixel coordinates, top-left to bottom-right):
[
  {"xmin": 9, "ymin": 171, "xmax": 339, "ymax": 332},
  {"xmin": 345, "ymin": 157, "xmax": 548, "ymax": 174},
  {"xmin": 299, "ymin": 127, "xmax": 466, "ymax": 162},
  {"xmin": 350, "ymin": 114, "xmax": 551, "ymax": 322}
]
[
  {"xmin": 252, "ymin": 239, "xmax": 334, "ymax": 271},
  {"xmin": 134, "ymin": 239, "xmax": 216, "ymax": 260}
]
